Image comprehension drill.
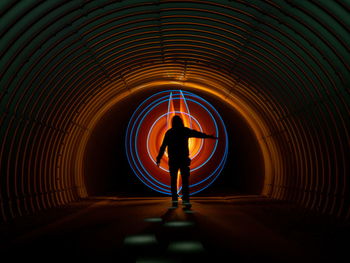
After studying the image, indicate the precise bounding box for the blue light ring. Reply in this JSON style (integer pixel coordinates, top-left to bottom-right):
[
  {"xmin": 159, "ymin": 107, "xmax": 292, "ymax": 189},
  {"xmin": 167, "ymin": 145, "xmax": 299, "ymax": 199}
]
[
  {"xmin": 134, "ymin": 98, "xmax": 215, "ymax": 187},
  {"xmin": 129, "ymin": 92, "xmax": 224, "ymax": 193},
  {"xmin": 125, "ymin": 90, "xmax": 229, "ymax": 195},
  {"xmin": 129, "ymin": 97, "xmax": 207, "ymax": 191}
]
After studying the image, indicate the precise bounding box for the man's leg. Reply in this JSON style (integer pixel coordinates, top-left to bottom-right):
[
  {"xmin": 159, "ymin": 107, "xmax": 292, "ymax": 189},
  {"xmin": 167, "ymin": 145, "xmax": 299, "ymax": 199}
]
[
  {"xmin": 169, "ymin": 166, "xmax": 179, "ymax": 202},
  {"xmin": 180, "ymin": 165, "xmax": 190, "ymax": 202}
]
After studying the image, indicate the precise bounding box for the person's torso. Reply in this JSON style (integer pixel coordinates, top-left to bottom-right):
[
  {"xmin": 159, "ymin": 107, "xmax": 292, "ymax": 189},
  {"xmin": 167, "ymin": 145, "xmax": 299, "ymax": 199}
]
[{"xmin": 166, "ymin": 127, "xmax": 190, "ymax": 159}]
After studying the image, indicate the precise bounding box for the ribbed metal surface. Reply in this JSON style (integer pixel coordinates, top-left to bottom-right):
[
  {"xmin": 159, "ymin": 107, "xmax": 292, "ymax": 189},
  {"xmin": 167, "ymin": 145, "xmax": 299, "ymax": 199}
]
[{"xmin": 0, "ymin": 0, "xmax": 349, "ymax": 221}]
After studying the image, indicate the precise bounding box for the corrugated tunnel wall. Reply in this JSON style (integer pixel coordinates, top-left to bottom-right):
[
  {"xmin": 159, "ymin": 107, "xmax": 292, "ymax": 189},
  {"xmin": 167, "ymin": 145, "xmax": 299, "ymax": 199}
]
[{"xmin": 0, "ymin": 0, "xmax": 349, "ymax": 221}]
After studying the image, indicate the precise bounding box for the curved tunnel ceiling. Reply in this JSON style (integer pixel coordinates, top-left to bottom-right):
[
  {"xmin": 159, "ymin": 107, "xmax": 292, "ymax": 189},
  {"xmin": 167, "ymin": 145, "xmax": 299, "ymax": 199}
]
[{"xmin": 0, "ymin": 0, "xmax": 349, "ymax": 221}]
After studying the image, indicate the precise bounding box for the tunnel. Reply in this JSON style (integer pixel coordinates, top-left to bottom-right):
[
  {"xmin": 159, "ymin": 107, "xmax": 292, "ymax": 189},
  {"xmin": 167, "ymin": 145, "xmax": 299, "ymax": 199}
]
[{"xmin": 0, "ymin": 0, "xmax": 349, "ymax": 262}]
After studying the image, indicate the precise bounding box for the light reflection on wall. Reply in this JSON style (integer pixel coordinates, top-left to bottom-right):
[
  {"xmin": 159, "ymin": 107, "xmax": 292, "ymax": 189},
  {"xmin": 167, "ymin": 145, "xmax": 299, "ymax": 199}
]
[{"xmin": 125, "ymin": 90, "xmax": 228, "ymax": 195}]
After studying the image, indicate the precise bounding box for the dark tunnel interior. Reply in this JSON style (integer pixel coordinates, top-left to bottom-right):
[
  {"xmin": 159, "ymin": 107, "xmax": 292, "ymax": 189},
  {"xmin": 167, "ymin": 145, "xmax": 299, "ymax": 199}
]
[
  {"xmin": 0, "ymin": 0, "xmax": 349, "ymax": 262},
  {"xmin": 1, "ymin": 0, "xmax": 349, "ymax": 221}
]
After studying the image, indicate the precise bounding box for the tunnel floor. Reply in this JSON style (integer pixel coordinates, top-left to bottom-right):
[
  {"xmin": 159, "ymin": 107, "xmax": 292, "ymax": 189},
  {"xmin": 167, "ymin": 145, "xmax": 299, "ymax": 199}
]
[{"xmin": 1, "ymin": 196, "xmax": 349, "ymax": 262}]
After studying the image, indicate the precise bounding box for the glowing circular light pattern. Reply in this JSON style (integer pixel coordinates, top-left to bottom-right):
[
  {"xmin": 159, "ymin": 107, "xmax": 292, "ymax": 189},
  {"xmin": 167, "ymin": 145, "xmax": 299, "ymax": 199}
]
[{"xmin": 125, "ymin": 90, "xmax": 228, "ymax": 196}]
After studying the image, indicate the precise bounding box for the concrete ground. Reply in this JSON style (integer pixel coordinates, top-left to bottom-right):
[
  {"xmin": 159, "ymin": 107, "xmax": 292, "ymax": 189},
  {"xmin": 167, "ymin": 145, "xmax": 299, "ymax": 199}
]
[{"xmin": 1, "ymin": 196, "xmax": 349, "ymax": 262}]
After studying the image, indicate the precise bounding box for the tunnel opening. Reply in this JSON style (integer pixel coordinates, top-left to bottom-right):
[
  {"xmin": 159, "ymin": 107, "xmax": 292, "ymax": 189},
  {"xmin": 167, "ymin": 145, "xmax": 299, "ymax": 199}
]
[{"xmin": 83, "ymin": 85, "xmax": 265, "ymax": 197}]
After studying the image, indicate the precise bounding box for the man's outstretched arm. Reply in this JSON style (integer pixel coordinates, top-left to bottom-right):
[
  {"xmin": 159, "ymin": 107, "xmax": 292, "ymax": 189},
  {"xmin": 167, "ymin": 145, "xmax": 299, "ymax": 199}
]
[
  {"xmin": 188, "ymin": 128, "xmax": 218, "ymax": 139},
  {"xmin": 156, "ymin": 133, "xmax": 168, "ymax": 167}
]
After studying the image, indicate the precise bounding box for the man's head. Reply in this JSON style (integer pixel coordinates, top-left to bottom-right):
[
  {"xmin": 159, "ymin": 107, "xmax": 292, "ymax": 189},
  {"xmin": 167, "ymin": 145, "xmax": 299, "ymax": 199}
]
[{"xmin": 172, "ymin": 115, "xmax": 184, "ymax": 128}]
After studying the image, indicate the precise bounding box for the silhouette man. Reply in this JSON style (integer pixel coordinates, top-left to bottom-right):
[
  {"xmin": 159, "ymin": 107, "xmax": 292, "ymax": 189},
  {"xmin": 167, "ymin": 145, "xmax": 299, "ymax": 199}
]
[{"xmin": 156, "ymin": 115, "xmax": 218, "ymax": 208}]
